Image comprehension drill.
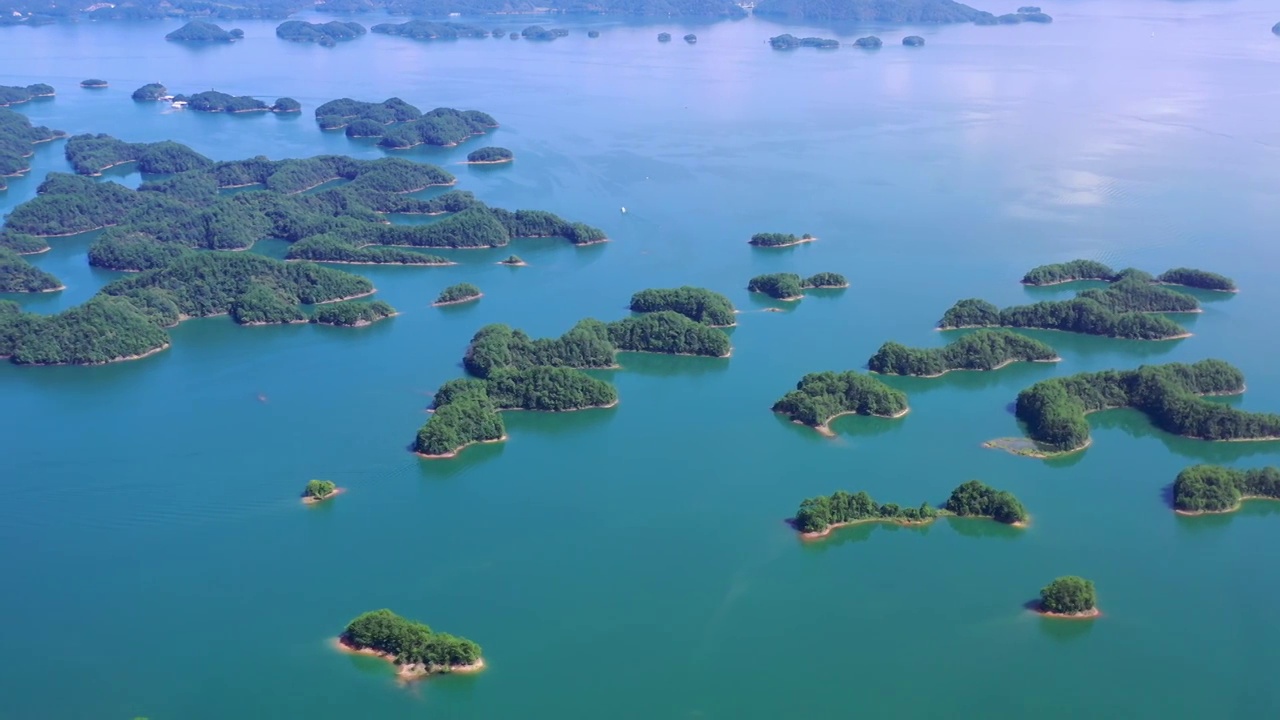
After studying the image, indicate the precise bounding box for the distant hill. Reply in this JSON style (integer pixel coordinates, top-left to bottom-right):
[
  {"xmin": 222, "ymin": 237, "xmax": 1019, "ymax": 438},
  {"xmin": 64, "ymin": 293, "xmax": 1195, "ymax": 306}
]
[
  {"xmin": 0, "ymin": 0, "xmax": 748, "ymax": 20},
  {"xmin": 752, "ymin": 0, "xmax": 989, "ymax": 23}
]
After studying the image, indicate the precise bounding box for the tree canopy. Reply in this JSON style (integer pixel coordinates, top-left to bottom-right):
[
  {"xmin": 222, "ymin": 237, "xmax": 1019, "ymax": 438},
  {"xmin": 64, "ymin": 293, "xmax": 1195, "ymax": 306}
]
[
  {"xmin": 943, "ymin": 480, "xmax": 1027, "ymax": 523},
  {"xmin": 466, "ymin": 146, "xmax": 513, "ymax": 163},
  {"xmin": 755, "ymin": 0, "xmax": 989, "ymax": 23},
  {"xmin": 276, "ymin": 20, "xmax": 366, "ymax": 45},
  {"xmin": 628, "ymin": 286, "xmax": 736, "ymax": 326},
  {"xmin": 1038, "ymin": 577, "xmax": 1096, "ymax": 614},
  {"xmin": 165, "ymin": 20, "xmax": 242, "ymax": 42},
  {"xmin": 749, "ymin": 232, "xmax": 812, "ymax": 247},
  {"xmin": 371, "ymin": 20, "xmax": 489, "ymax": 40},
  {"xmin": 768, "ymin": 34, "xmax": 838, "ymax": 49},
  {"xmin": 0, "ymin": 248, "xmax": 63, "ymax": 292},
  {"xmin": 342, "ymin": 609, "xmax": 481, "ymax": 670},
  {"xmin": 773, "ymin": 371, "xmax": 908, "ymax": 428},
  {"xmin": 1172, "ymin": 465, "xmax": 1280, "ymax": 513},
  {"xmin": 748, "ymin": 272, "xmax": 846, "ymax": 299},
  {"xmin": 868, "ymin": 330, "xmax": 1058, "ymax": 376},
  {"xmin": 435, "ymin": 283, "xmax": 482, "ymax": 305},
  {"xmin": 794, "ymin": 490, "xmax": 937, "ymax": 534},
  {"xmin": 315, "ymin": 96, "xmax": 497, "ymax": 149},
  {"xmin": 303, "ymin": 479, "xmax": 337, "ymax": 498},
  {"xmin": 0, "ymin": 107, "xmax": 64, "ymax": 191},
  {"xmin": 311, "ymin": 300, "xmax": 396, "ymax": 326}
]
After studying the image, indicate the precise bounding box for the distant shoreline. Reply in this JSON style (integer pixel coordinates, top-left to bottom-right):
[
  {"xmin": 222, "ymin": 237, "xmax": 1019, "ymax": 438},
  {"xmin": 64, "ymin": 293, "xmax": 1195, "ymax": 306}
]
[{"xmin": 1175, "ymin": 495, "xmax": 1280, "ymax": 516}]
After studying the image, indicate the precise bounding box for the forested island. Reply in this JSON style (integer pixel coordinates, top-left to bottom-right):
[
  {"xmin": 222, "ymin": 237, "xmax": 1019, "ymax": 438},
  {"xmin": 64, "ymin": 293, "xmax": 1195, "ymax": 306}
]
[
  {"xmin": 522, "ymin": 25, "xmax": 569, "ymax": 40},
  {"xmin": 629, "ymin": 286, "xmax": 736, "ymax": 327},
  {"xmin": 276, "ymin": 20, "xmax": 366, "ymax": 45},
  {"xmin": 1021, "ymin": 259, "xmax": 1237, "ymax": 292},
  {"xmin": 499, "ymin": 254, "xmax": 525, "ymax": 266},
  {"xmin": 466, "ymin": 146, "xmax": 513, "ymax": 164},
  {"xmin": 1035, "ymin": 577, "xmax": 1098, "ymax": 618},
  {"xmin": 315, "ymin": 97, "xmax": 497, "ymax": 148},
  {"xmin": 749, "ymin": 232, "xmax": 813, "ymax": 248},
  {"xmin": 793, "ymin": 480, "xmax": 1026, "ymax": 537},
  {"xmin": 748, "ymin": 272, "xmax": 847, "ymax": 300},
  {"xmin": 173, "ymin": 91, "xmax": 278, "ymax": 113},
  {"xmin": 301, "ymin": 479, "xmax": 341, "ymax": 504},
  {"xmin": 64, "ymin": 134, "xmax": 214, "ymax": 175},
  {"xmin": 131, "ymin": 83, "xmax": 168, "ymax": 101},
  {"xmin": 339, "ymin": 609, "xmax": 483, "ymax": 678},
  {"xmin": 868, "ymin": 330, "xmax": 1058, "ymax": 376},
  {"xmin": 311, "ymin": 300, "xmax": 396, "ymax": 326},
  {"xmin": 938, "ymin": 277, "xmax": 1204, "ymax": 340},
  {"xmin": 903, "ymin": 36, "xmax": 925, "ymax": 46},
  {"xmin": 772, "ymin": 371, "xmax": 908, "ymax": 435},
  {"xmin": 754, "ymin": 0, "xmax": 989, "ymax": 22},
  {"xmin": 0, "ymin": 83, "xmax": 54, "ymax": 107},
  {"xmin": 80, "ymin": 78, "xmax": 108, "ymax": 88},
  {"xmin": 769, "ymin": 34, "xmax": 839, "ymax": 50},
  {"xmin": 0, "ymin": 108, "xmax": 64, "ymax": 192},
  {"xmin": 0, "ymin": 248, "xmax": 63, "ymax": 292},
  {"xmin": 1172, "ymin": 465, "xmax": 1280, "ymax": 515},
  {"xmin": 434, "ymin": 282, "xmax": 482, "ymax": 306},
  {"xmin": 165, "ymin": 20, "xmax": 243, "ymax": 42},
  {"xmin": 990, "ymin": 359, "xmax": 1280, "ymax": 456},
  {"xmin": 853, "ymin": 36, "xmax": 883, "ymax": 48},
  {"xmin": 684, "ymin": 33, "xmax": 697, "ymax": 43},
  {"xmin": 657, "ymin": 32, "xmax": 672, "ymax": 42},
  {"xmin": 371, "ymin": 20, "xmax": 488, "ymax": 40}
]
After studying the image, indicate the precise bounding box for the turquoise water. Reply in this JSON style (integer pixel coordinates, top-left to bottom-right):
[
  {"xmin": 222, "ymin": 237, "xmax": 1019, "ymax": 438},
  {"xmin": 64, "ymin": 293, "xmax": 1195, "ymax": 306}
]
[{"xmin": 5, "ymin": 2, "xmax": 1280, "ymax": 717}]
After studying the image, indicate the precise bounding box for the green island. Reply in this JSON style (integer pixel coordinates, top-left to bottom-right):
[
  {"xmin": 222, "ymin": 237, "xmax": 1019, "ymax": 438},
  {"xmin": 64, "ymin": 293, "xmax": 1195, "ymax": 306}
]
[
  {"xmin": 793, "ymin": 480, "xmax": 1027, "ymax": 537},
  {"xmin": 748, "ymin": 272, "xmax": 848, "ymax": 300},
  {"xmin": 979, "ymin": 7, "xmax": 1053, "ymax": 24},
  {"xmin": 684, "ymin": 33, "xmax": 697, "ymax": 43},
  {"xmin": 772, "ymin": 371, "xmax": 908, "ymax": 435},
  {"xmin": 853, "ymin": 36, "xmax": 883, "ymax": 48},
  {"xmin": 170, "ymin": 90, "xmax": 291, "ymax": 114},
  {"xmin": 164, "ymin": 20, "xmax": 243, "ymax": 42},
  {"xmin": 272, "ymin": 97, "xmax": 301, "ymax": 114},
  {"xmin": 466, "ymin": 146, "xmax": 514, "ymax": 164},
  {"xmin": 0, "ymin": 248, "xmax": 63, "ymax": 292},
  {"xmin": 754, "ymin": 0, "xmax": 992, "ymax": 23},
  {"xmin": 749, "ymin": 232, "xmax": 814, "ymax": 248},
  {"xmin": 658, "ymin": 32, "xmax": 672, "ymax": 42},
  {"xmin": 1172, "ymin": 465, "xmax": 1280, "ymax": 515},
  {"xmin": 301, "ymin": 479, "xmax": 341, "ymax": 504},
  {"xmin": 64, "ymin": 134, "xmax": 214, "ymax": 175},
  {"xmin": 868, "ymin": 330, "xmax": 1059, "ymax": 377},
  {"xmin": 522, "ymin": 25, "xmax": 569, "ymax": 41},
  {"xmin": 131, "ymin": 83, "xmax": 168, "ymax": 101},
  {"xmin": 311, "ymin": 300, "xmax": 396, "ymax": 327},
  {"xmin": 938, "ymin": 276, "xmax": 1205, "ymax": 340},
  {"xmin": 1035, "ymin": 577, "xmax": 1098, "ymax": 618},
  {"xmin": 0, "ymin": 83, "xmax": 54, "ymax": 107},
  {"xmin": 338, "ymin": 609, "xmax": 483, "ymax": 678},
  {"xmin": 628, "ymin": 286, "xmax": 736, "ymax": 327},
  {"xmin": 276, "ymin": 20, "xmax": 366, "ymax": 45},
  {"xmin": 371, "ymin": 20, "xmax": 488, "ymax": 40},
  {"xmin": 903, "ymin": 35, "xmax": 925, "ymax": 46},
  {"xmin": 314, "ymin": 97, "xmax": 497, "ymax": 148},
  {"xmin": 0, "ymin": 108, "xmax": 64, "ymax": 192},
  {"xmin": 769, "ymin": 34, "xmax": 839, "ymax": 50},
  {"xmin": 988, "ymin": 359, "xmax": 1280, "ymax": 457},
  {"xmin": 498, "ymin": 254, "xmax": 525, "ymax": 266},
  {"xmin": 80, "ymin": 78, "xmax": 108, "ymax": 88},
  {"xmin": 434, "ymin": 283, "xmax": 482, "ymax": 306},
  {"xmin": 1021, "ymin": 259, "xmax": 1237, "ymax": 292}
]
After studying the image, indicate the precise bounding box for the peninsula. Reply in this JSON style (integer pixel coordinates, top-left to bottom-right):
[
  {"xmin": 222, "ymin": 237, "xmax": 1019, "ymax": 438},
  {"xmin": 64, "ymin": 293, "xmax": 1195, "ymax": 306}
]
[
  {"xmin": 466, "ymin": 147, "xmax": 513, "ymax": 164},
  {"xmin": 301, "ymin": 479, "xmax": 342, "ymax": 504},
  {"xmin": 793, "ymin": 480, "xmax": 1026, "ymax": 538},
  {"xmin": 338, "ymin": 609, "xmax": 483, "ymax": 678},
  {"xmin": 276, "ymin": 20, "xmax": 366, "ymax": 45},
  {"xmin": 434, "ymin": 283, "xmax": 482, "ymax": 306},
  {"xmin": 867, "ymin": 330, "xmax": 1059, "ymax": 376},
  {"xmin": 0, "ymin": 83, "xmax": 54, "ymax": 107},
  {"xmin": 748, "ymin": 272, "xmax": 848, "ymax": 300},
  {"xmin": 1172, "ymin": 464, "xmax": 1280, "ymax": 515},
  {"xmin": 772, "ymin": 370, "xmax": 908, "ymax": 435},
  {"xmin": 749, "ymin": 232, "xmax": 814, "ymax": 248},
  {"xmin": 990, "ymin": 359, "xmax": 1280, "ymax": 457},
  {"xmin": 629, "ymin": 286, "xmax": 736, "ymax": 327},
  {"xmin": 165, "ymin": 21, "xmax": 242, "ymax": 42},
  {"xmin": 0, "ymin": 248, "xmax": 63, "ymax": 292},
  {"xmin": 1035, "ymin": 577, "xmax": 1099, "ymax": 619}
]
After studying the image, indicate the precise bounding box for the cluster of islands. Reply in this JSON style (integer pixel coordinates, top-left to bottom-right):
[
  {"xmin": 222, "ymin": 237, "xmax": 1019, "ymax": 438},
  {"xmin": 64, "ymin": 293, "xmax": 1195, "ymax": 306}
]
[
  {"xmin": 313, "ymin": 97, "xmax": 496, "ymax": 149},
  {"xmin": 131, "ymin": 82, "xmax": 298, "ymax": 114}
]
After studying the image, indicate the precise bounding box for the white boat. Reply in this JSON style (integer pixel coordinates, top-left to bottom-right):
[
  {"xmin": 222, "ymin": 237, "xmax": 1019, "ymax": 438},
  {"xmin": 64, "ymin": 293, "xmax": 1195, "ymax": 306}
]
[{"xmin": 620, "ymin": 206, "xmax": 627, "ymax": 214}]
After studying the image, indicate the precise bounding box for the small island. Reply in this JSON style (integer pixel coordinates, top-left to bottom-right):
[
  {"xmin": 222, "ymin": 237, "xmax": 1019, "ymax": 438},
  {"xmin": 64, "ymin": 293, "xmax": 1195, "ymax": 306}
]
[
  {"xmin": 165, "ymin": 21, "xmax": 243, "ymax": 43},
  {"xmin": 629, "ymin": 286, "xmax": 736, "ymax": 327},
  {"xmin": 498, "ymin": 254, "xmax": 526, "ymax": 266},
  {"xmin": 769, "ymin": 34, "xmax": 839, "ymax": 50},
  {"xmin": 338, "ymin": 609, "xmax": 483, "ymax": 678},
  {"xmin": 1021, "ymin": 259, "xmax": 1237, "ymax": 292},
  {"xmin": 131, "ymin": 83, "xmax": 167, "ymax": 101},
  {"xmin": 853, "ymin": 36, "xmax": 883, "ymax": 48},
  {"xmin": 272, "ymin": 97, "xmax": 301, "ymax": 114},
  {"xmin": 754, "ymin": 0, "xmax": 992, "ymax": 23},
  {"xmin": 371, "ymin": 20, "xmax": 489, "ymax": 41},
  {"xmin": 684, "ymin": 33, "xmax": 697, "ymax": 43},
  {"xmin": 311, "ymin": 300, "xmax": 397, "ymax": 327},
  {"xmin": 521, "ymin": 25, "xmax": 569, "ymax": 41},
  {"xmin": 434, "ymin": 283, "xmax": 483, "ymax": 307},
  {"xmin": 301, "ymin": 479, "xmax": 342, "ymax": 504},
  {"xmin": 749, "ymin": 232, "xmax": 814, "ymax": 248},
  {"xmin": 173, "ymin": 90, "xmax": 270, "ymax": 113},
  {"xmin": 1034, "ymin": 577, "xmax": 1099, "ymax": 619},
  {"xmin": 991, "ymin": 359, "xmax": 1280, "ymax": 457},
  {"xmin": 1021, "ymin": 259, "xmax": 1117, "ymax": 286},
  {"xmin": 903, "ymin": 35, "xmax": 925, "ymax": 46},
  {"xmin": 867, "ymin": 330, "xmax": 1059, "ymax": 377},
  {"xmin": 1172, "ymin": 464, "xmax": 1280, "ymax": 515},
  {"xmin": 80, "ymin": 78, "xmax": 108, "ymax": 89},
  {"xmin": 658, "ymin": 32, "xmax": 672, "ymax": 42},
  {"xmin": 588, "ymin": 30, "xmax": 601, "ymax": 38},
  {"xmin": 466, "ymin": 146, "xmax": 513, "ymax": 164},
  {"xmin": 793, "ymin": 480, "xmax": 1027, "ymax": 538},
  {"xmin": 944, "ymin": 480, "xmax": 1028, "ymax": 525},
  {"xmin": 0, "ymin": 83, "xmax": 55, "ymax": 107},
  {"xmin": 748, "ymin": 272, "xmax": 847, "ymax": 300},
  {"xmin": 276, "ymin": 20, "xmax": 366, "ymax": 46},
  {"xmin": 1156, "ymin": 267, "xmax": 1237, "ymax": 292},
  {"xmin": 772, "ymin": 370, "xmax": 908, "ymax": 435}
]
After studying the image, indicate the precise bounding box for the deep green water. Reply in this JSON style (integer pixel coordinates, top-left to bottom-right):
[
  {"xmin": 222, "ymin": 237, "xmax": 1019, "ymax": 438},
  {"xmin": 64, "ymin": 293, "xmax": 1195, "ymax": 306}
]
[{"xmin": 5, "ymin": 2, "xmax": 1280, "ymax": 717}]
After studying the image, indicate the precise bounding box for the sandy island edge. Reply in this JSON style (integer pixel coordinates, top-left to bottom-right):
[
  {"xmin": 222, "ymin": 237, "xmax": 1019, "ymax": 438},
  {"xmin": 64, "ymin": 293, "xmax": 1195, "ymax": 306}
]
[
  {"xmin": 332, "ymin": 637, "xmax": 486, "ymax": 679},
  {"xmin": 1032, "ymin": 605, "xmax": 1101, "ymax": 620},
  {"xmin": 432, "ymin": 293, "xmax": 483, "ymax": 307},
  {"xmin": 302, "ymin": 487, "xmax": 346, "ymax": 505},
  {"xmin": 806, "ymin": 407, "xmax": 910, "ymax": 437}
]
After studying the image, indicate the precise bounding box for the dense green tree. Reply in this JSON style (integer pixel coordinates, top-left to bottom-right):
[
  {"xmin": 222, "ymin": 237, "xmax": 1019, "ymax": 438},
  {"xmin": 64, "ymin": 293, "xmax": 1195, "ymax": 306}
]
[
  {"xmin": 463, "ymin": 320, "xmax": 617, "ymax": 378},
  {"xmin": 342, "ymin": 609, "xmax": 481, "ymax": 669},
  {"xmin": 311, "ymin": 300, "xmax": 396, "ymax": 326},
  {"xmin": 131, "ymin": 83, "xmax": 168, "ymax": 101},
  {"xmin": 768, "ymin": 34, "xmax": 839, "ymax": 49},
  {"xmin": 303, "ymin": 479, "xmax": 337, "ymax": 498},
  {"xmin": 1172, "ymin": 465, "xmax": 1280, "ymax": 512},
  {"xmin": 804, "ymin": 272, "xmax": 847, "ymax": 288},
  {"xmin": 0, "ymin": 248, "xmax": 62, "ymax": 292},
  {"xmin": 435, "ymin": 283, "xmax": 482, "ymax": 305},
  {"xmin": 165, "ymin": 20, "xmax": 242, "ymax": 42},
  {"xmin": 65, "ymin": 134, "xmax": 213, "ymax": 176},
  {"xmin": 177, "ymin": 90, "xmax": 269, "ymax": 113},
  {"xmin": 521, "ymin": 25, "xmax": 569, "ymax": 40},
  {"xmin": 748, "ymin": 232, "xmax": 811, "ymax": 247},
  {"xmin": 748, "ymin": 273, "xmax": 805, "ymax": 299},
  {"xmin": 272, "ymin": 97, "xmax": 301, "ymax": 113},
  {"xmin": 628, "ymin": 286, "xmax": 736, "ymax": 326},
  {"xmin": 0, "ymin": 108, "xmax": 64, "ymax": 190},
  {"xmin": 1038, "ymin": 577, "xmax": 1096, "ymax": 614},
  {"xmin": 1157, "ymin": 268, "xmax": 1236, "ymax": 292},
  {"xmin": 276, "ymin": 20, "xmax": 365, "ymax": 45},
  {"xmin": 414, "ymin": 389, "xmax": 505, "ymax": 456},
  {"xmin": 485, "ymin": 366, "xmax": 617, "ymax": 411},
  {"xmin": 794, "ymin": 489, "xmax": 937, "ymax": 534},
  {"xmin": 773, "ymin": 371, "xmax": 908, "ymax": 428},
  {"xmin": 5, "ymin": 295, "xmax": 172, "ymax": 365},
  {"xmin": 755, "ymin": 0, "xmax": 988, "ymax": 22},
  {"xmin": 903, "ymin": 35, "xmax": 925, "ymax": 46},
  {"xmin": 868, "ymin": 330, "xmax": 1057, "ymax": 376},
  {"xmin": 607, "ymin": 311, "xmax": 732, "ymax": 356},
  {"xmin": 938, "ymin": 292, "xmax": 1190, "ymax": 340},
  {"xmin": 0, "ymin": 83, "xmax": 55, "ymax": 107},
  {"xmin": 371, "ymin": 20, "xmax": 489, "ymax": 39},
  {"xmin": 1021, "ymin": 259, "xmax": 1116, "ymax": 285},
  {"xmin": 466, "ymin": 146, "xmax": 513, "ymax": 163},
  {"xmin": 853, "ymin": 35, "xmax": 882, "ymax": 48},
  {"xmin": 943, "ymin": 480, "xmax": 1027, "ymax": 523}
]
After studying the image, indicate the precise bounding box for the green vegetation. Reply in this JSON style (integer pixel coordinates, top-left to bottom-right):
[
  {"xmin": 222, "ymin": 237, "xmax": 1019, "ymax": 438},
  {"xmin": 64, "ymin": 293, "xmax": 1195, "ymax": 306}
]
[
  {"xmin": 0, "ymin": 83, "xmax": 54, "ymax": 107},
  {"xmin": 131, "ymin": 83, "xmax": 168, "ymax": 101},
  {"xmin": 311, "ymin": 300, "xmax": 395, "ymax": 326},
  {"xmin": 769, "ymin": 34, "xmax": 839, "ymax": 50},
  {"xmin": 303, "ymin": 479, "xmax": 337, "ymax": 499},
  {"xmin": 0, "ymin": 295, "xmax": 172, "ymax": 365},
  {"xmin": 276, "ymin": 20, "xmax": 365, "ymax": 45},
  {"xmin": 466, "ymin": 146, "xmax": 513, "ymax": 163},
  {"xmin": 89, "ymin": 232, "xmax": 192, "ymax": 271},
  {"xmin": 0, "ymin": 108, "xmax": 64, "ymax": 192},
  {"xmin": 0, "ymin": 248, "xmax": 63, "ymax": 292},
  {"xmin": 1021, "ymin": 259, "xmax": 1117, "ymax": 285},
  {"xmin": 749, "ymin": 232, "xmax": 813, "ymax": 247},
  {"xmin": 608, "ymin": 311, "xmax": 732, "ymax": 356},
  {"xmin": 1010, "ymin": 359, "xmax": 1280, "ymax": 454},
  {"xmin": 1157, "ymin": 268, "xmax": 1237, "ymax": 292},
  {"xmin": 435, "ymin": 283, "xmax": 482, "ymax": 305},
  {"xmin": 174, "ymin": 90, "xmax": 269, "ymax": 113},
  {"xmin": 943, "ymin": 480, "xmax": 1027, "ymax": 524},
  {"xmin": 1038, "ymin": 577, "xmax": 1096, "ymax": 615},
  {"xmin": 1172, "ymin": 465, "xmax": 1280, "ymax": 514},
  {"xmin": 853, "ymin": 36, "xmax": 883, "ymax": 48},
  {"xmin": 65, "ymin": 134, "xmax": 214, "ymax": 176},
  {"xmin": 499, "ymin": 254, "xmax": 524, "ymax": 266},
  {"xmin": 772, "ymin": 371, "xmax": 908, "ymax": 430},
  {"xmin": 80, "ymin": 78, "xmax": 108, "ymax": 88},
  {"xmin": 658, "ymin": 32, "xmax": 672, "ymax": 42},
  {"xmin": 748, "ymin": 272, "xmax": 846, "ymax": 299},
  {"xmin": 522, "ymin": 25, "xmax": 569, "ymax": 40},
  {"xmin": 754, "ymin": 0, "xmax": 989, "ymax": 22},
  {"xmin": 371, "ymin": 20, "xmax": 489, "ymax": 40},
  {"xmin": 314, "ymin": 96, "xmax": 497, "ymax": 148},
  {"xmin": 629, "ymin": 286, "xmax": 736, "ymax": 326},
  {"xmin": 684, "ymin": 33, "xmax": 697, "ymax": 43},
  {"xmin": 868, "ymin": 330, "xmax": 1058, "ymax": 376},
  {"xmin": 341, "ymin": 609, "xmax": 481, "ymax": 671},
  {"xmin": 793, "ymin": 490, "xmax": 938, "ymax": 534},
  {"xmin": 165, "ymin": 20, "xmax": 242, "ymax": 42},
  {"xmin": 903, "ymin": 35, "xmax": 925, "ymax": 46},
  {"xmin": 272, "ymin": 97, "xmax": 301, "ymax": 114}
]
